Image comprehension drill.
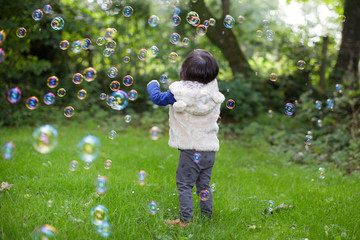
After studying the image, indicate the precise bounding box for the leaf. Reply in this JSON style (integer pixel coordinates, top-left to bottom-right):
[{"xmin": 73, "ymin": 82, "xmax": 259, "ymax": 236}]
[{"xmin": 0, "ymin": 182, "xmax": 13, "ymax": 192}]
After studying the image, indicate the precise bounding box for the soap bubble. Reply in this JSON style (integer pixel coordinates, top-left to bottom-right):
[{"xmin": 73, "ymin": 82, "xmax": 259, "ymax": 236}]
[
  {"xmin": 32, "ymin": 9, "xmax": 44, "ymax": 21},
  {"xmin": 84, "ymin": 162, "xmax": 92, "ymax": 170},
  {"xmin": 171, "ymin": 15, "xmax": 181, "ymax": 26},
  {"xmin": 105, "ymin": 40, "xmax": 116, "ymax": 50},
  {"xmin": 72, "ymin": 73, "xmax": 83, "ymax": 84},
  {"xmin": 159, "ymin": 74, "xmax": 167, "ymax": 83},
  {"xmin": 149, "ymin": 46, "xmax": 159, "ymax": 57},
  {"xmin": 95, "ymin": 221, "xmax": 112, "ymax": 237},
  {"xmin": 209, "ymin": 18, "xmax": 216, "ymax": 26},
  {"xmin": 297, "ymin": 60, "xmax": 306, "ymax": 70},
  {"xmin": 104, "ymin": 159, "xmax": 112, "ymax": 169},
  {"xmin": 193, "ymin": 152, "xmax": 201, "ymax": 163},
  {"xmin": 339, "ymin": 15, "xmax": 346, "ymax": 22},
  {"xmin": 263, "ymin": 19, "xmax": 269, "ymax": 28},
  {"xmin": 0, "ymin": 48, "xmax": 4, "ymax": 63},
  {"xmin": 122, "ymin": 6, "xmax": 133, "ymax": 17},
  {"xmin": 305, "ymin": 133, "xmax": 312, "ymax": 146},
  {"xmin": 43, "ymin": 92, "xmax": 55, "ymax": 105},
  {"xmin": 91, "ymin": 205, "xmax": 109, "ymax": 226},
  {"xmin": 138, "ymin": 49, "xmax": 147, "ymax": 61},
  {"xmin": 326, "ymin": 99, "xmax": 334, "ymax": 111},
  {"xmin": 96, "ymin": 37, "xmax": 105, "ymax": 46},
  {"xmin": 265, "ymin": 30, "xmax": 274, "ymax": 41},
  {"xmin": 124, "ymin": 56, "xmax": 130, "ymax": 63},
  {"xmin": 199, "ymin": 190, "xmax": 210, "ymax": 201},
  {"xmin": 43, "ymin": 4, "xmax": 52, "ymax": 14},
  {"xmin": 173, "ymin": 7, "xmax": 181, "ymax": 15},
  {"xmin": 196, "ymin": 24, "xmax": 207, "ymax": 36},
  {"xmin": 124, "ymin": 114, "xmax": 132, "ymax": 123},
  {"xmin": 64, "ymin": 106, "xmax": 75, "ymax": 117},
  {"xmin": 169, "ymin": 33, "xmax": 180, "ymax": 44},
  {"xmin": 69, "ymin": 160, "xmax": 78, "ymax": 171},
  {"xmin": 77, "ymin": 135, "xmax": 101, "ymax": 163},
  {"xmin": 148, "ymin": 15, "xmax": 160, "ymax": 27},
  {"xmin": 100, "ymin": 0, "xmax": 112, "ymax": 10},
  {"xmin": 137, "ymin": 170, "xmax": 147, "ymax": 185},
  {"xmin": 7, "ymin": 87, "xmax": 21, "ymax": 104},
  {"xmin": 71, "ymin": 40, "xmax": 82, "ymax": 53},
  {"xmin": 109, "ymin": 130, "xmax": 117, "ymax": 139},
  {"xmin": 315, "ymin": 100, "xmax": 322, "ymax": 110},
  {"xmin": 82, "ymin": 38, "xmax": 92, "ymax": 49},
  {"xmin": 284, "ymin": 103, "xmax": 295, "ymax": 115},
  {"xmin": 16, "ymin": 27, "xmax": 27, "ymax": 38},
  {"xmin": 57, "ymin": 88, "xmax": 66, "ymax": 97},
  {"xmin": 226, "ymin": 99, "xmax": 235, "ymax": 109},
  {"xmin": 128, "ymin": 90, "xmax": 138, "ymax": 101},
  {"xmin": 270, "ymin": 73, "xmax": 277, "ymax": 82},
  {"xmin": 84, "ymin": 67, "xmax": 96, "ymax": 81},
  {"xmin": 256, "ymin": 30, "xmax": 262, "ymax": 37},
  {"xmin": 150, "ymin": 126, "xmax": 159, "ymax": 140},
  {"xmin": 2, "ymin": 141, "xmax": 15, "ymax": 159},
  {"xmin": 77, "ymin": 89, "xmax": 87, "ymax": 100},
  {"xmin": 95, "ymin": 176, "xmax": 108, "ymax": 194},
  {"xmin": 109, "ymin": 81, "xmax": 120, "ymax": 91},
  {"xmin": 107, "ymin": 67, "xmax": 118, "ymax": 78},
  {"xmin": 103, "ymin": 48, "xmax": 113, "ymax": 57},
  {"xmin": 148, "ymin": 201, "xmax": 158, "ymax": 215},
  {"xmin": 335, "ymin": 84, "xmax": 343, "ymax": 93},
  {"xmin": 47, "ymin": 76, "xmax": 59, "ymax": 88},
  {"xmin": 266, "ymin": 200, "xmax": 275, "ymax": 211},
  {"xmin": 182, "ymin": 37, "xmax": 190, "ymax": 46},
  {"xmin": 168, "ymin": 52, "xmax": 178, "ymax": 63},
  {"xmin": 210, "ymin": 183, "xmax": 216, "ymax": 192},
  {"xmin": 0, "ymin": 30, "xmax": 6, "ymax": 44},
  {"xmin": 186, "ymin": 11, "xmax": 199, "ymax": 25},
  {"xmin": 32, "ymin": 125, "xmax": 58, "ymax": 154},
  {"xmin": 317, "ymin": 119, "xmax": 323, "ymax": 127},
  {"xmin": 123, "ymin": 75, "xmax": 133, "ymax": 86},
  {"xmin": 99, "ymin": 93, "xmax": 107, "ymax": 101},
  {"xmin": 110, "ymin": 90, "xmax": 129, "ymax": 110},
  {"xmin": 59, "ymin": 40, "xmax": 70, "ymax": 50},
  {"xmin": 106, "ymin": 96, "xmax": 115, "ymax": 106},
  {"xmin": 47, "ymin": 200, "xmax": 53, "ymax": 207},
  {"xmin": 318, "ymin": 167, "xmax": 325, "ymax": 179},
  {"xmin": 51, "ymin": 17, "xmax": 65, "ymax": 30},
  {"xmin": 223, "ymin": 15, "xmax": 235, "ymax": 28},
  {"xmin": 26, "ymin": 96, "xmax": 39, "ymax": 110},
  {"xmin": 238, "ymin": 16, "xmax": 244, "ymax": 23},
  {"xmin": 32, "ymin": 224, "xmax": 58, "ymax": 240},
  {"xmin": 105, "ymin": 28, "xmax": 116, "ymax": 40}
]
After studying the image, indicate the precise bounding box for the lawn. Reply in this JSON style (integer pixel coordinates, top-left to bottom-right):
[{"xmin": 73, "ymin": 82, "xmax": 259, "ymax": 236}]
[{"xmin": 0, "ymin": 123, "xmax": 359, "ymax": 239}]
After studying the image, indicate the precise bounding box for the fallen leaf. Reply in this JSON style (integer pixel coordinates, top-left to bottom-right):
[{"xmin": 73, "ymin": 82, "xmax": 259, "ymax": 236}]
[{"xmin": 0, "ymin": 182, "xmax": 13, "ymax": 192}]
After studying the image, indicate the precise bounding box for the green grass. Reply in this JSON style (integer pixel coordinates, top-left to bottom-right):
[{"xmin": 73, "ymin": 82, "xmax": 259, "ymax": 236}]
[{"xmin": 0, "ymin": 123, "xmax": 359, "ymax": 239}]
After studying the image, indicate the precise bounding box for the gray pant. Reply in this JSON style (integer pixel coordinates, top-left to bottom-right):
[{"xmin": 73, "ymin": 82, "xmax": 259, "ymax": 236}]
[{"xmin": 176, "ymin": 150, "xmax": 216, "ymax": 222}]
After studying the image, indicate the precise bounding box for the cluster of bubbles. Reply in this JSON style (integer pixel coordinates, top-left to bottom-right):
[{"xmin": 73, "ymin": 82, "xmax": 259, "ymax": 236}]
[{"xmin": 91, "ymin": 205, "xmax": 112, "ymax": 237}]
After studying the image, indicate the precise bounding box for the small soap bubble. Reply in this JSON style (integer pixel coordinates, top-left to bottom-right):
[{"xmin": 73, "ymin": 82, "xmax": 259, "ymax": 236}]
[
  {"xmin": 104, "ymin": 159, "xmax": 112, "ymax": 169},
  {"xmin": 77, "ymin": 89, "xmax": 87, "ymax": 100},
  {"xmin": 32, "ymin": 9, "xmax": 44, "ymax": 21},
  {"xmin": 148, "ymin": 15, "xmax": 160, "ymax": 27},
  {"xmin": 122, "ymin": 6, "xmax": 133, "ymax": 17},
  {"xmin": 124, "ymin": 114, "xmax": 132, "ymax": 123},
  {"xmin": 57, "ymin": 88, "xmax": 66, "ymax": 97},
  {"xmin": 123, "ymin": 75, "xmax": 133, "ymax": 86},
  {"xmin": 0, "ymin": 48, "xmax": 4, "ymax": 63},
  {"xmin": 199, "ymin": 190, "xmax": 210, "ymax": 201},
  {"xmin": 138, "ymin": 49, "xmax": 147, "ymax": 61},
  {"xmin": 148, "ymin": 201, "xmax": 158, "ymax": 215},
  {"xmin": 32, "ymin": 125, "xmax": 58, "ymax": 154},
  {"xmin": 107, "ymin": 67, "xmax": 118, "ymax": 78},
  {"xmin": 7, "ymin": 87, "xmax": 21, "ymax": 104},
  {"xmin": 297, "ymin": 60, "xmax": 306, "ymax": 70},
  {"xmin": 95, "ymin": 176, "xmax": 108, "ymax": 194},
  {"xmin": 265, "ymin": 30, "xmax": 274, "ymax": 41},
  {"xmin": 128, "ymin": 89, "xmax": 138, "ymax": 101},
  {"xmin": 103, "ymin": 48, "xmax": 112, "ymax": 57},
  {"xmin": 173, "ymin": 7, "xmax": 181, "ymax": 15},
  {"xmin": 149, "ymin": 46, "xmax": 159, "ymax": 57},
  {"xmin": 196, "ymin": 24, "xmax": 207, "ymax": 36},
  {"xmin": 72, "ymin": 73, "xmax": 83, "ymax": 84},
  {"xmin": 182, "ymin": 37, "xmax": 190, "ymax": 46},
  {"xmin": 317, "ymin": 119, "xmax": 323, "ymax": 127},
  {"xmin": 43, "ymin": 4, "xmax": 52, "ymax": 14},
  {"xmin": 315, "ymin": 100, "xmax": 322, "ymax": 110},
  {"xmin": 226, "ymin": 99, "xmax": 235, "ymax": 109},
  {"xmin": 238, "ymin": 16, "xmax": 244, "ymax": 23},
  {"xmin": 106, "ymin": 96, "xmax": 115, "ymax": 106},
  {"xmin": 84, "ymin": 67, "xmax": 96, "ymax": 82},
  {"xmin": 318, "ymin": 167, "xmax": 325, "ymax": 179},
  {"xmin": 124, "ymin": 56, "xmax": 130, "ymax": 63},
  {"xmin": 105, "ymin": 40, "xmax": 116, "ymax": 50},
  {"xmin": 150, "ymin": 126, "xmax": 159, "ymax": 140},
  {"xmin": 335, "ymin": 84, "xmax": 342, "ymax": 93},
  {"xmin": 193, "ymin": 152, "xmax": 201, "ymax": 163},
  {"xmin": 159, "ymin": 74, "xmax": 167, "ymax": 83},
  {"xmin": 326, "ymin": 99, "xmax": 334, "ymax": 111},
  {"xmin": 266, "ymin": 200, "xmax": 275, "ymax": 211},
  {"xmin": 99, "ymin": 93, "xmax": 107, "ymax": 101},
  {"xmin": 256, "ymin": 30, "xmax": 262, "ymax": 37},
  {"xmin": 47, "ymin": 76, "xmax": 59, "ymax": 88},
  {"xmin": 100, "ymin": 0, "xmax": 112, "ymax": 10},
  {"xmin": 263, "ymin": 19, "xmax": 269, "ymax": 28},
  {"xmin": 171, "ymin": 15, "xmax": 181, "ymax": 26},
  {"xmin": 209, "ymin": 18, "xmax": 216, "ymax": 26},
  {"xmin": 47, "ymin": 200, "xmax": 53, "ymax": 207},
  {"xmin": 0, "ymin": 30, "xmax": 6, "ymax": 44},
  {"xmin": 105, "ymin": 28, "xmax": 116, "ymax": 40},
  {"xmin": 339, "ymin": 15, "xmax": 346, "ymax": 22},
  {"xmin": 210, "ymin": 183, "xmax": 216, "ymax": 192},
  {"xmin": 268, "ymin": 109, "xmax": 273, "ymax": 118},
  {"xmin": 223, "ymin": 15, "xmax": 235, "ymax": 28},
  {"xmin": 43, "ymin": 92, "xmax": 56, "ymax": 105},
  {"xmin": 84, "ymin": 161, "xmax": 92, "ymax": 170},
  {"xmin": 71, "ymin": 40, "xmax": 82, "ymax": 53},
  {"xmin": 59, "ymin": 40, "xmax": 70, "ymax": 50},
  {"xmin": 51, "ymin": 17, "xmax": 65, "ymax": 30},
  {"xmin": 77, "ymin": 135, "xmax": 101, "ymax": 163},
  {"xmin": 26, "ymin": 96, "xmax": 39, "ymax": 110},
  {"xmin": 109, "ymin": 130, "xmax": 117, "ymax": 140},
  {"xmin": 168, "ymin": 52, "xmax": 178, "ymax": 63},
  {"xmin": 270, "ymin": 73, "xmax": 277, "ymax": 82},
  {"xmin": 32, "ymin": 224, "xmax": 58, "ymax": 239},
  {"xmin": 305, "ymin": 133, "xmax": 312, "ymax": 146},
  {"xmin": 69, "ymin": 160, "xmax": 79, "ymax": 171},
  {"xmin": 284, "ymin": 103, "xmax": 295, "ymax": 115},
  {"xmin": 96, "ymin": 37, "xmax": 105, "ymax": 46},
  {"xmin": 16, "ymin": 27, "xmax": 27, "ymax": 38},
  {"xmin": 110, "ymin": 81, "xmax": 121, "ymax": 91},
  {"xmin": 216, "ymin": 115, "xmax": 221, "ymax": 125},
  {"xmin": 186, "ymin": 11, "xmax": 199, "ymax": 25},
  {"xmin": 169, "ymin": 33, "xmax": 181, "ymax": 44},
  {"xmin": 91, "ymin": 205, "xmax": 109, "ymax": 226},
  {"xmin": 64, "ymin": 106, "xmax": 75, "ymax": 117},
  {"xmin": 95, "ymin": 221, "xmax": 112, "ymax": 237},
  {"xmin": 137, "ymin": 170, "xmax": 147, "ymax": 186},
  {"xmin": 82, "ymin": 38, "xmax": 92, "ymax": 49},
  {"xmin": 2, "ymin": 141, "xmax": 15, "ymax": 159}
]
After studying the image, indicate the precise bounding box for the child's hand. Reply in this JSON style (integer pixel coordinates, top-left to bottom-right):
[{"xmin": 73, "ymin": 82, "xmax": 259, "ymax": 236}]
[{"xmin": 147, "ymin": 80, "xmax": 160, "ymax": 87}]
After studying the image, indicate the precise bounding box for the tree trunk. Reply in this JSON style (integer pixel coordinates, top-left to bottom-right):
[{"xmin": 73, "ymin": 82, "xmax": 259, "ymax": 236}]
[
  {"xmin": 319, "ymin": 36, "xmax": 329, "ymax": 91},
  {"xmin": 331, "ymin": 0, "xmax": 360, "ymax": 89},
  {"xmin": 189, "ymin": 0, "xmax": 252, "ymax": 77}
]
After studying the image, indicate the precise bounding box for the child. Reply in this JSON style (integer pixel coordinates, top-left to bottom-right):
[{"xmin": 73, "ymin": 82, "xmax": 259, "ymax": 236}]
[{"xmin": 147, "ymin": 49, "xmax": 225, "ymax": 226}]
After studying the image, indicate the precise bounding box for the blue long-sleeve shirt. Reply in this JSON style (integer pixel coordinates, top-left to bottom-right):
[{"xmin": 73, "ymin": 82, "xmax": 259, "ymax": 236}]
[{"xmin": 147, "ymin": 80, "xmax": 176, "ymax": 106}]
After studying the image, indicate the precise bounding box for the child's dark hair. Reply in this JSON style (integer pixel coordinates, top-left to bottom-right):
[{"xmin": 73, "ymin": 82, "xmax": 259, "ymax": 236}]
[{"xmin": 180, "ymin": 49, "xmax": 219, "ymax": 84}]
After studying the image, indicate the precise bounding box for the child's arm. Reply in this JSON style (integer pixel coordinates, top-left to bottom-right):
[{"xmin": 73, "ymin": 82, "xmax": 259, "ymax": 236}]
[{"xmin": 147, "ymin": 80, "xmax": 176, "ymax": 106}]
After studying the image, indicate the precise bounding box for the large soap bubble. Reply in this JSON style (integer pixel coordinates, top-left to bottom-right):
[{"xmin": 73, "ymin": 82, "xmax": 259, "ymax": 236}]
[
  {"xmin": 32, "ymin": 125, "xmax": 58, "ymax": 154},
  {"xmin": 77, "ymin": 135, "xmax": 101, "ymax": 163}
]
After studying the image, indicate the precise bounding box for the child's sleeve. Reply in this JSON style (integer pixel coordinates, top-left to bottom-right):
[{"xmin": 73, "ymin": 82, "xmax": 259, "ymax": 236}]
[{"xmin": 147, "ymin": 80, "xmax": 176, "ymax": 106}]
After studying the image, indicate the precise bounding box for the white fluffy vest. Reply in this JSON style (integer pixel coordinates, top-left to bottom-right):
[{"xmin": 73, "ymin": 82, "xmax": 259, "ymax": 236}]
[{"xmin": 168, "ymin": 79, "xmax": 225, "ymax": 151}]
